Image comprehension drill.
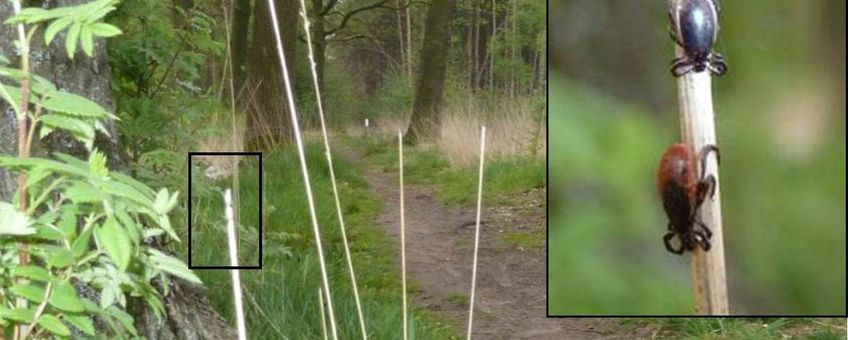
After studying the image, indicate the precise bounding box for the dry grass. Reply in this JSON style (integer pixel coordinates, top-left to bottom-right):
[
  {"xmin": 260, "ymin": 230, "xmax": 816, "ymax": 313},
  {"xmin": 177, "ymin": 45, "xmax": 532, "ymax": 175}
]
[
  {"xmin": 344, "ymin": 93, "xmax": 545, "ymax": 167},
  {"xmin": 439, "ymin": 95, "xmax": 545, "ymax": 167},
  {"xmin": 196, "ymin": 112, "xmax": 246, "ymax": 179}
]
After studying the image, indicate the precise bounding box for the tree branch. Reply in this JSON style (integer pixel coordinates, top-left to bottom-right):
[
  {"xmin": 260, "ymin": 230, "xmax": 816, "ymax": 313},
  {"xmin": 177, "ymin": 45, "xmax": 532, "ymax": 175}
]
[{"xmin": 323, "ymin": 0, "xmax": 392, "ymax": 37}]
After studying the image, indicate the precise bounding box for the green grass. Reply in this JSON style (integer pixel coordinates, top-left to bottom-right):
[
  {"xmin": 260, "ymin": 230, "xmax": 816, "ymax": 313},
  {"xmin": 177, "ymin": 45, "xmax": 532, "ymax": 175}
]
[
  {"xmin": 344, "ymin": 136, "xmax": 545, "ymax": 205},
  {"xmin": 187, "ymin": 144, "xmax": 457, "ymax": 339},
  {"xmin": 499, "ymin": 229, "xmax": 545, "ymax": 249},
  {"xmin": 188, "ymin": 157, "xmax": 262, "ymax": 267},
  {"xmin": 447, "ymin": 293, "xmax": 469, "ymax": 307},
  {"xmin": 643, "ymin": 318, "xmax": 847, "ymax": 340}
]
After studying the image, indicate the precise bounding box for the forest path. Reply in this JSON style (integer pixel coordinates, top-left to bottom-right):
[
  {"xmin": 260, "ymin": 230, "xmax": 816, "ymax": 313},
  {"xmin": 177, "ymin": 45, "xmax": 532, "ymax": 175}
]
[{"xmin": 334, "ymin": 140, "xmax": 633, "ymax": 340}]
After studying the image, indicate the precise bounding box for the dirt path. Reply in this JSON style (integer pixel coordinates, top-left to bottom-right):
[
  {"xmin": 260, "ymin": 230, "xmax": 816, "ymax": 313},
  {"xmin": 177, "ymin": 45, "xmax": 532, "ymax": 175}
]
[{"xmin": 335, "ymin": 142, "xmax": 638, "ymax": 340}]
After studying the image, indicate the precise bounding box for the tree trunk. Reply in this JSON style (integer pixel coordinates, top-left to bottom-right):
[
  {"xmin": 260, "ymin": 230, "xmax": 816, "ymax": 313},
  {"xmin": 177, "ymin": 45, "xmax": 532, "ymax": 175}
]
[
  {"xmin": 248, "ymin": 0, "xmax": 297, "ymax": 146},
  {"xmin": 405, "ymin": 0, "xmax": 455, "ymax": 144},
  {"xmin": 470, "ymin": 0, "xmax": 479, "ymax": 90},
  {"xmin": 396, "ymin": 0, "xmax": 405, "ymax": 74},
  {"xmin": 405, "ymin": 0, "xmax": 413, "ymax": 81},
  {"xmin": 509, "ymin": 0, "xmax": 516, "ymax": 98},
  {"xmin": 0, "ymin": 2, "xmax": 236, "ymax": 339},
  {"xmin": 311, "ymin": 0, "xmax": 326, "ymax": 124},
  {"xmin": 230, "ymin": 0, "xmax": 251, "ymax": 99},
  {"xmin": 466, "ymin": 0, "xmax": 474, "ymax": 88},
  {"xmin": 488, "ymin": 0, "xmax": 495, "ymax": 90}
]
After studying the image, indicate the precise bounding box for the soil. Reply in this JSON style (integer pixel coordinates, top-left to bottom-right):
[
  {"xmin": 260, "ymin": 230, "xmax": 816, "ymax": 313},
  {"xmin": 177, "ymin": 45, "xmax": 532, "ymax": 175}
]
[{"xmin": 335, "ymin": 143, "xmax": 648, "ymax": 340}]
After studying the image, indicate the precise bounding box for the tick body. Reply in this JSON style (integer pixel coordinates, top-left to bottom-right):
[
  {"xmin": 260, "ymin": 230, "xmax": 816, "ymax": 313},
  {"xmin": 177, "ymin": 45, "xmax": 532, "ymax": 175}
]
[
  {"xmin": 668, "ymin": 0, "xmax": 727, "ymax": 77},
  {"xmin": 657, "ymin": 143, "xmax": 720, "ymax": 254}
]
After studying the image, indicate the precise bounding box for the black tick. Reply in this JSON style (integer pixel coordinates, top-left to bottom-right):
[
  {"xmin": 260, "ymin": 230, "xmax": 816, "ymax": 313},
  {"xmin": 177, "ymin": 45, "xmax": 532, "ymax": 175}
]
[{"xmin": 668, "ymin": 0, "xmax": 728, "ymax": 77}]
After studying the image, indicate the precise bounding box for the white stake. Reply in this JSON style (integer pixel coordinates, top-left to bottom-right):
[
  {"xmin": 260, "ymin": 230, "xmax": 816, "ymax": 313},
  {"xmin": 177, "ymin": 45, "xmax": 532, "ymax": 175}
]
[
  {"xmin": 399, "ymin": 131, "xmax": 408, "ymax": 340},
  {"xmin": 673, "ymin": 44, "xmax": 728, "ymax": 315},
  {"xmin": 265, "ymin": 1, "xmax": 338, "ymax": 338},
  {"xmin": 465, "ymin": 126, "xmax": 486, "ymax": 340},
  {"xmin": 319, "ymin": 288, "xmax": 329, "ymax": 340},
  {"xmin": 297, "ymin": 0, "xmax": 368, "ymax": 337},
  {"xmin": 224, "ymin": 189, "xmax": 247, "ymax": 340}
]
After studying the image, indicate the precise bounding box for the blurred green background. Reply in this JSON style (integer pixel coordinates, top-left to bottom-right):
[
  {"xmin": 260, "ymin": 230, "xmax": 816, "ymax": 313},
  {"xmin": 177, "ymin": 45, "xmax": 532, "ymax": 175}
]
[{"xmin": 548, "ymin": 0, "xmax": 845, "ymax": 314}]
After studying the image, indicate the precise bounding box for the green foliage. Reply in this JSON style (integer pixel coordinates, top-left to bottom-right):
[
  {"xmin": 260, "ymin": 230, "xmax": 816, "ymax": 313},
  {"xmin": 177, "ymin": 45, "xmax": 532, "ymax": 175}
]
[
  {"xmin": 1, "ymin": 2, "xmax": 197, "ymax": 337},
  {"xmin": 366, "ymin": 70, "xmax": 415, "ymax": 122},
  {"xmin": 5, "ymin": 0, "xmax": 122, "ymax": 59},
  {"xmin": 107, "ymin": 0, "xmax": 224, "ymax": 160},
  {"xmin": 0, "ymin": 202, "xmax": 34, "ymax": 235},
  {"xmin": 2, "ymin": 53, "xmax": 117, "ymax": 150},
  {"xmin": 321, "ymin": 62, "xmax": 368, "ymax": 128},
  {"xmin": 109, "ymin": 0, "xmax": 222, "ymax": 96},
  {"xmin": 0, "ymin": 151, "xmax": 198, "ymax": 336}
]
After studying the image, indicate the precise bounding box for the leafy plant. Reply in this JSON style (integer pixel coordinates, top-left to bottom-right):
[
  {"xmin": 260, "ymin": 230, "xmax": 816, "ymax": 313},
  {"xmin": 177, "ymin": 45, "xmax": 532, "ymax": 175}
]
[
  {"xmin": 107, "ymin": 0, "xmax": 225, "ymax": 161},
  {"xmin": 1, "ymin": 1, "xmax": 198, "ymax": 338}
]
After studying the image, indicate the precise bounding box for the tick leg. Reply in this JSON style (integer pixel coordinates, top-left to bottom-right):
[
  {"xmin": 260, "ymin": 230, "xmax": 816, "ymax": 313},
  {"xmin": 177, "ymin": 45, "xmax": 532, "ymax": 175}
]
[
  {"xmin": 698, "ymin": 144, "xmax": 720, "ymax": 200},
  {"xmin": 692, "ymin": 229, "xmax": 712, "ymax": 251},
  {"xmin": 697, "ymin": 221, "xmax": 713, "ymax": 240},
  {"xmin": 664, "ymin": 232, "xmax": 684, "ymax": 255},
  {"xmin": 708, "ymin": 53, "xmax": 728, "ymax": 76},
  {"xmin": 699, "ymin": 144, "xmax": 720, "ymax": 174},
  {"xmin": 705, "ymin": 175, "xmax": 716, "ymax": 198},
  {"xmin": 671, "ymin": 57, "xmax": 696, "ymax": 77},
  {"xmin": 667, "ymin": 10, "xmax": 683, "ymax": 46},
  {"xmin": 696, "ymin": 175, "xmax": 717, "ymax": 205}
]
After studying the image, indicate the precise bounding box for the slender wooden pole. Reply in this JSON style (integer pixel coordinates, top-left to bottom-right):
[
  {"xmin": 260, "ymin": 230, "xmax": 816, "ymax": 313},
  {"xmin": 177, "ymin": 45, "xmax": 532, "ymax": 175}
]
[
  {"xmin": 224, "ymin": 189, "xmax": 247, "ymax": 340},
  {"xmin": 674, "ymin": 48, "xmax": 729, "ymax": 315},
  {"xmin": 398, "ymin": 131, "xmax": 408, "ymax": 340},
  {"xmin": 465, "ymin": 126, "xmax": 486, "ymax": 339},
  {"xmin": 318, "ymin": 288, "xmax": 329, "ymax": 340}
]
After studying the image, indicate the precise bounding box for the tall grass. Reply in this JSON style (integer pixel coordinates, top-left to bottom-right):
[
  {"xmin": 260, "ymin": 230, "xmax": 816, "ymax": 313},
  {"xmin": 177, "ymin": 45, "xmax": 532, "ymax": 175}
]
[
  {"xmin": 438, "ymin": 93, "xmax": 545, "ymax": 167},
  {"xmin": 189, "ymin": 144, "xmax": 456, "ymax": 339},
  {"xmin": 350, "ymin": 76, "xmax": 545, "ymax": 167}
]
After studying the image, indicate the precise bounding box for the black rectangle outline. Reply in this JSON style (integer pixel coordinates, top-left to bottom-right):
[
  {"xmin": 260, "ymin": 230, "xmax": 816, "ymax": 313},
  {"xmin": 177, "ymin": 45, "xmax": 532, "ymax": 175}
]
[
  {"xmin": 544, "ymin": 1, "xmax": 848, "ymax": 317},
  {"xmin": 187, "ymin": 151, "xmax": 263, "ymax": 270}
]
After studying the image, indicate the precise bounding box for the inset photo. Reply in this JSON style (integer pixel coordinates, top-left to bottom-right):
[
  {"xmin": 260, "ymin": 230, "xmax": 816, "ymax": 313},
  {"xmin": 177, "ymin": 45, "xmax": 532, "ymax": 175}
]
[{"xmin": 549, "ymin": 0, "xmax": 845, "ymax": 315}]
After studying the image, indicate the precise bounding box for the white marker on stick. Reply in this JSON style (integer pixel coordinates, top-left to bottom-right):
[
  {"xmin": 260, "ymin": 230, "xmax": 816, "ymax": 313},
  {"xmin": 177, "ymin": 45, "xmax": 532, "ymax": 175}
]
[
  {"xmin": 466, "ymin": 126, "xmax": 486, "ymax": 340},
  {"xmin": 224, "ymin": 189, "xmax": 247, "ymax": 340}
]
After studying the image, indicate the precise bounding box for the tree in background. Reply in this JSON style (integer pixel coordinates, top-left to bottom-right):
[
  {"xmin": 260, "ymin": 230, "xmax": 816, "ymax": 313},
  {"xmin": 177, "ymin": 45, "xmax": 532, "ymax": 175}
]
[
  {"xmin": 246, "ymin": 0, "xmax": 298, "ymax": 145},
  {"xmin": 405, "ymin": 0, "xmax": 455, "ymax": 144},
  {"xmin": 230, "ymin": 0, "xmax": 251, "ymax": 95}
]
